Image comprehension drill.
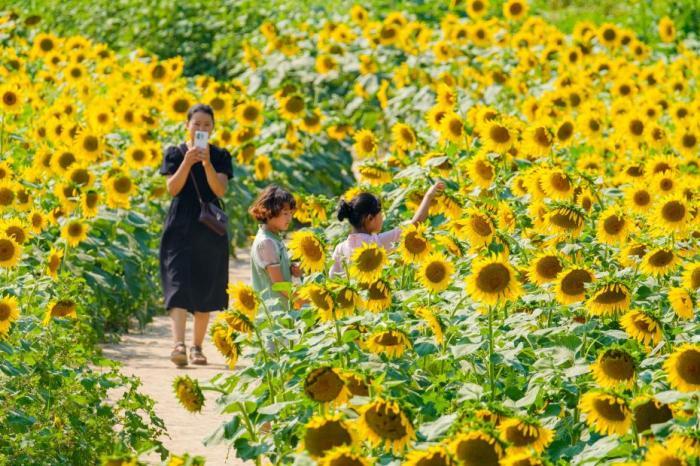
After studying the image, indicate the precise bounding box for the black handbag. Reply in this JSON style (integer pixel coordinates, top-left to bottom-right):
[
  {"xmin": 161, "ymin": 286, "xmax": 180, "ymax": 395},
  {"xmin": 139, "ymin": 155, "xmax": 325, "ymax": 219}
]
[{"xmin": 178, "ymin": 145, "xmax": 229, "ymax": 236}]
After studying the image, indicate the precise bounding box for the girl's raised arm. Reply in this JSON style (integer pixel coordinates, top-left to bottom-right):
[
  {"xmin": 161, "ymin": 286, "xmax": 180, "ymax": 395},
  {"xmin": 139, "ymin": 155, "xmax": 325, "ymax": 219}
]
[{"xmin": 410, "ymin": 181, "xmax": 445, "ymax": 225}]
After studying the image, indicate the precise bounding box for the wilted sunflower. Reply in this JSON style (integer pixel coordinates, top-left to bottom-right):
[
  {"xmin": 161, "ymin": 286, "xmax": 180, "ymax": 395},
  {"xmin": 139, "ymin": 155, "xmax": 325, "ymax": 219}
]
[
  {"xmin": 302, "ymin": 414, "xmax": 356, "ymax": 458},
  {"xmin": 596, "ymin": 207, "xmax": 631, "ymax": 245},
  {"xmin": 288, "ymin": 230, "xmax": 325, "ymax": 273},
  {"xmin": 404, "ymin": 444, "xmax": 454, "ymax": 466},
  {"xmin": 227, "ymin": 282, "xmax": 259, "ymax": 319},
  {"xmin": 579, "ymin": 391, "xmax": 632, "ymax": 436},
  {"xmin": 664, "ymin": 343, "xmax": 700, "ymax": 393},
  {"xmin": 642, "ymin": 443, "xmax": 687, "ymax": 466},
  {"xmin": 0, "ymin": 295, "xmax": 19, "ymax": 336},
  {"xmin": 398, "ymin": 223, "xmax": 431, "ymax": 262},
  {"xmin": 466, "ymin": 255, "xmax": 521, "ymax": 305},
  {"xmin": 449, "ymin": 430, "xmax": 503, "ymax": 466},
  {"xmin": 498, "ymin": 418, "xmax": 553, "ymax": 454},
  {"xmin": 353, "ymin": 129, "xmax": 377, "ymax": 158},
  {"xmin": 640, "ymin": 248, "xmax": 678, "ymax": 277},
  {"xmin": 546, "ymin": 206, "xmax": 584, "ymax": 237},
  {"xmin": 620, "ymin": 309, "xmax": 663, "ymax": 348},
  {"xmin": 363, "ymin": 279, "xmax": 392, "ymax": 312},
  {"xmin": 632, "ymin": 396, "xmax": 673, "ymax": 434},
  {"xmin": 527, "ymin": 250, "xmax": 563, "ymax": 285},
  {"xmin": 299, "ymin": 283, "xmax": 336, "ymax": 321},
  {"xmin": 173, "ymin": 375, "xmax": 204, "ymax": 413},
  {"xmin": 210, "ymin": 323, "xmax": 240, "ymax": 369},
  {"xmin": 590, "ymin": 348, "xmax": 636, "ymax": 389},
  {"xmin": 60, "ymin": 218, "xmax": 89, "ymax": 247},
  {"xmin": 554, "ymin": 267, "xmax": 593, "ymax": 305},
  {"xmin": 358, "ymin": 398, "xmax": 415, "ymax": 452},
  {"xmin": 419, "ymin": 253, "xmax": 454, "ymax": 292},
  {"xmin": 318, "ymin": 446, "xmax": 371, "ymax": 466},
  {"xmin": 43, "ymin": 299, "xmax": 77, "ymax": 325},
  {"xmin": 357, "ymin": 164, "xmax": 392, "ymax": 186},
  {"xmin": 586, "ymin": 282, "xmax": 631, "ymax": 316},
  {"xmin": 304, "ymin": 366, "xmax": 352, "ymax": 406},
  {"xmin": 350, "ymin": 243, "xmax": 387, "ymax": 284},
  {"xmin": 668, "ymin": 287, "xmax": 694, "ymax": 320},
  {"xmin": 365, "ymin": 329, "xmax": 411, "ymax": 358}
]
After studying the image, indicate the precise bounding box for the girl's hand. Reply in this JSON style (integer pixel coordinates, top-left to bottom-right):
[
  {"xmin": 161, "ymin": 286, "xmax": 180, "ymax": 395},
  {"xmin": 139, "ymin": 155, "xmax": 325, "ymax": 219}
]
[
  {"xmin": 290, "ymin": 263, "xmax": 303, "ymax": 278},
  {"xmin": 184, "ymin": 147, "xmax": 204, "ymax": 167},
  {"xmin": 427, "ymin": 181, "xmax": 446, "ymax": 197}
]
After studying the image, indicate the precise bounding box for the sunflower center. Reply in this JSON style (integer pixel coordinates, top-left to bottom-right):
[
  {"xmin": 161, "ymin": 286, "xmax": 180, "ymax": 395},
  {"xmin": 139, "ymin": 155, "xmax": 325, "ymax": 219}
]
[
  {"xmin": 356, "ymin": 248, "xmax": 384, "ymax": 272},
  {"xmin": 661, "ymin": 201, "xmax": 686, "ymax": 222},
  {"xmin": 6, "ymin": 226, "xmax": 26, "ymax": 244},
  {"xmin": 549, "ymin": 210, "xmax": 582, "ymax": 230},
  {"xmin": 67, "ymin": 223, "xmax": 83, "ymax": 238},
  {"xmin": 561, "ymin": 269, "xmax": 592, "ymax": 296},
  {"xmin": 557, "ymin": 121, "xmax": 574, "ymax": 140},
  {"xmin": 285, "ymin": 96, "xmax": 304, "ymax": 114},
  {"xmin": 629, "ymin": 119, "xmax": 644, "ymax": 136},
  {"xmin": 48, "ymin": 254, "xmax": 61, "ymax": 272},
  {"xmin": 404, "ymin": 231, "xmax": 428, "ymax": 254},
  {"xmin": 475, "ymin": 160, "xmax": 493, "ymax": 180},
  {"xmin": 2, "ymin": 91, "xmax": 17, "ymax": 106},
  {"xmin": 633, "ymin": 190, "xmax": 650, "ymax": 206},
  {"xmin": 425, "ymin": 262, "xmax": 447, "ymax": 283},
  {"xmin": 40, "ymin": 38, "xmax": 54, "ymax": 52},
  {"xmin": 593, "ymin": 286, "xmax": 628, "ymax": 304},
  {"xmin": 691, "ymin": 268, "xmax": 700, "ymax": 289},
  {"xmin": 676, "ymin": 349, "xmax": 700, "ymax": 385},
  {"xmin": 504, "ymin": 424, "xmax": 538, "ymax": 446},
  {"xmin": 509, "ymin": 2, "xmax": 523, "ymax": 15},
  {"xmin": 304, "ymin": 420, "xmax": 352, "ymax": 457},
  {"xmin": 365, "ymin": 403, "xmax": 409, "ymax": 440},
  {"xmin": 300, "ymin": 238, "xmax": 323, "ymax": 262},
  {"xmin": 600, "ymin": 349, "xmax": 635, "ymax": 380},
  {"xmin": 58, "ymin": 151, "xmax": 76, "ymax": 169},
  {"xmin": 603, "ymin": 215, "xmax": 625, "ymax": 235},
  {"xmin": 592, "ymin": 397, "xmax": 628, "ymax": 421},
  {"xmin": 490, "ymin": 125, "xmax": 510, "ymax": 144},
  {"xmin": 473, "ymin": 0, "xmax": 484, "ymax": 11},
  {"xmin": 0, "ymin": 187, "xmax": 13, "ymax": 206},
  {"xmin": 0, "ymin": 238, "xmax": 16, "ymax": 261},
  {"xmin": 51, "ymin": 300, "xmax": 76, "ymax": 317},
  {"xmin": 243, "ymin": 105, "xmax": 259, "ymax": 122},
  {"xmin": 454, "ymin": 437, "xmax": 500, "ymax": 466},
  {"xmin": 536, "ymin": 256, "xmax": 562, "ymax": 279},
  {"xmin": 173, "ymin": 98, "xmax": 189, "ymax": 113},
  {"xmin": 304, "ymin": 367, "xmax": 345, "ymax": 403},
  {"xmin": 648, "ymin": 250, "xmax": 673, "ymax": 267},
  {"xmin": 361, "ymin": 136, "xmax": 375, "ymax": 153},
  {"xmin": 309, "ymin": 288, "xmax": 332, "ymax": 311},
  {"xmin": 476, "ymin": 263, "xmax": 511, "ymax": 293},
  {"xmin": 549, "ymin": 172, "xmax": 570, "ymax": 192},
  {"xmin": 376, "ymin": 331, "xmax": 400, "ymax": 346},
  {"xmin": 114, "ymin": 176, "xmax": 132, "ymax": 194},
  {"xmin": 0, "ymin": 302, "xmax": 12, "ymax": 320},
  {"xmin": 470, "ymin": 215, "xmax": 492, "ymax": 237},
  {"xmin": 534, "ymin": 127, "xmax": 551, "ymax": 147},
  {"xmin": 449, "ymin": 118, "xmax": 463, "ymax": 137},
  {"xmin": 367, "ymin": 281, "xmax": 389, "ymax": 300},
  {"xmin": 682, "ymin": 133, "xmax": 697, "ymax": 149},
  {"xmin": 70, "ymin": 168, "xmax": 90, "ymax": 186},
  {"xmin": 238, "ymin": 289, "xmax": 257, "ymax": 311},
  {"xmin": 633, "ymin": 400, "xmax": 672, "ymax": 433}
]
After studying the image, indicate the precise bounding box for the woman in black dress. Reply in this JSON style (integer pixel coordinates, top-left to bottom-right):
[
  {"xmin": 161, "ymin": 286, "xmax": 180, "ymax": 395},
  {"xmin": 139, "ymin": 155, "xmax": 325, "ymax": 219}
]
[{"xmin": 159, "ymin": 103, "xmax": 233, "ymax": 367}]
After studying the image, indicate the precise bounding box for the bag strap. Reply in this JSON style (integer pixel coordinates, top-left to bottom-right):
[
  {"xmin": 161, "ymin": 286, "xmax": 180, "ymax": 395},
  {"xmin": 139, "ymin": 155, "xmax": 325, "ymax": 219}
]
[{"xmin": 177, "ymin": 144, "xmax": 206, "ymax": 206}]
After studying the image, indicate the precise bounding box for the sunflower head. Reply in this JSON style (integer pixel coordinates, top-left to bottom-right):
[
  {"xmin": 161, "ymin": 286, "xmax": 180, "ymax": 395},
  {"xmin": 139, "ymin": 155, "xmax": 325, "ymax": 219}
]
[
  {"xmin": 586, "ymin": 282, "xmax": 631, "ymax": 317},
  {"xmin": 664, "ymin": 343, "xmax": 700, "ymax": 393},
  {"xmin": 303, "ymin": 366, "xmax": 351, "ymax": 406},
  {"xmin": 466, "ymin": 254, "xmax": 522, "ymax": 306},
  {"xmin": 302, "ymin": 414, "xmax": 356, "ymax": 458},
  {"xmin": 365, "ymin": 328, "xmax": 412, "ymax": 358},
  {"xmin": 227, "ymin": 282, "xmax": 259, "ymax": 319},
  {"xmin": 579, "ymin": 391, "xmax": 632, "ymax": 436},
  {"xmin": 498, "ymin": 418, "xmax": 553, "ymax": 454},
  {"xmin": 358, "ymin": 398, "xmax": 415, "ymax": 452},
  {"xmin": 590, "ymin": 348, "xmax": 636, "ymax": 389},
  {"xmin": 419, "ymin": 253, "xmax": 454, "ymax": 293},
  {"xmin": 350, "ymin": 243, "xmax": 387, "ymax": 284},
  {"xmin": 288, "ymin": 230, "xmax": 326, "ymax": 273},
  {"xmin": 173, "ymin": 375, "xmax": 204, "ymax": 413},
  {"xmin": 449, "ymin": 429, "xmax": 503, "ymax": 466}
]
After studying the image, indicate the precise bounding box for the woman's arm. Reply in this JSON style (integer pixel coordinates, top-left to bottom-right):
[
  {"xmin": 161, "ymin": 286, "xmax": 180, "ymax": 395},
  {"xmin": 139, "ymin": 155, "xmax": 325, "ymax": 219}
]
[
  {"xmin": 203, "ymin": 162, "xmax": 228, "ymax": 198},
  {"xmin": 410, "ymin": 181, "xmax": 445, "ymax": 224},
  {"xmin": 166, "ymin": 146, "xmax": 202, "ymax": 196}
]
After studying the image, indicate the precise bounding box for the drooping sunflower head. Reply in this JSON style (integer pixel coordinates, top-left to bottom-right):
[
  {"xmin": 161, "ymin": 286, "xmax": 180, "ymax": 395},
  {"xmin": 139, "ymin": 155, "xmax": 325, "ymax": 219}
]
[
  {"xmin": 365, "ymin": 328, "xmax": 412, "ymax": 358},
  {"xmin": 449, "ymin": 429, "xmax": 503, "ymax": 466},
  {"xmin": 631, "ymin": 396, "xmax": 673, "ymax": 435},
  {"xmin": 288, "ymin": 230, "xmax": 326, "ymax": 273},
  {"xmin": 466, "ymin": 254, "xmax": 522, "ymax": 306},
  {"xmin": 43, "ymin": 299, "xmax": 77, "ymax": 325},
  {"xmin": 299, "ymin": 283, "xmax": 336, "ymax": 321},
  {"xmin": 362, "ymin": 279, "xmax": 392, "ymax": 313},
  {"xmin": 0, "ymin": 295, "xmax": 19, "ymax": 336},
  {"xmin": 404, "ymin": 444, "xmax": 454, "ymax": 466},
  {"xmin": 358, "ymin": 398, "xmax": 415, "ymax": 452},
  {"xmin": 210, "ymin": 322, "xmax": 240, "ymax": 369},
  {"xmin": 590, "ymin": 348, "xmax": 636, "ymax": 389},
  {"xmin": 664, "ymin": 343, "xmax": 700, "ymax": 393},
  {"xmin": 498, "ymin": 418, "xmax": 553, "ymax": 454},
  {"xmin": 555, "ymin": 266, "xmax": 594, "ymax": 305},
  {"xmin": 303, "ymin": 366, "xmax": 351, "ymax": 406},
  {"xmin": 317, "ymin": 445, "xmax": 371, "ymax": 466},
  {"xmin": 302, "ymin": 414, "xmax": 356, "ymax": 458},
  {"xmin": 640, "ymin": 247, "xmax": 678, "ymax": 277},
  {"xmin": 620, "ymin": 309, "xmax": 662, "ymax": 348},
  {"xmin": 414, "ymin": 306, "xmax": 445, "ymax": 345},
  {"xmin": 350, "ymin": 243, "xmax": 387, "ymax": 284},
  {"xmin": 668, "ymin": 287, "xmax": 694, "ymax": 320},
  {"xmin": 546, "ymin": 205, "xmax": 585, "ymax": 237},
  {"xmin": 227, "ymin": 282, "xmax": 259, "ymax": 319},
  {"xmin": 172, "ymin": 375, "xmax": 204, "ymax": 413},
  {"xmin": 579, "ymin": 391, "xmax": 632, "ymax": 436},
  {"xmin": 586, "ymin": 282, "xmax": 631, "ymax": 317}
]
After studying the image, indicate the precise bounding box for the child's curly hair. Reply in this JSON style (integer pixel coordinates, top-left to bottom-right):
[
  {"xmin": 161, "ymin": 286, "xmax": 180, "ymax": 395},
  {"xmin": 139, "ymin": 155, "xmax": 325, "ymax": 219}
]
[{"xmin": 248, "ymin": 185, "xmax": 297, "ymax": 222}]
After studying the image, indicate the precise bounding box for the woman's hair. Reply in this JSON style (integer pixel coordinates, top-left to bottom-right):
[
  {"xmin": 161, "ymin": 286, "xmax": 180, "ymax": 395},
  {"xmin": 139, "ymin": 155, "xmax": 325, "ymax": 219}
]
[
  {"xmin": 186, "ymin": 103, "xmax": 215, "ymax": 123},
  {"xmin": 337, "ymin": 192, "xmax": 382, "ymax": 228},
  {"xmin": 249, "ymin": 185, "xmax": 297, "ymax": 222}
]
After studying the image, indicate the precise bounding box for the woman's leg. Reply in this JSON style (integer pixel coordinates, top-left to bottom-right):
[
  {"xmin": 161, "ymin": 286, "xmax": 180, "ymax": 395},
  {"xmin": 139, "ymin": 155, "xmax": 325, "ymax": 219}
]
[
  {"xmin": 193, "ymin": 311, "xmax": 211, "ymax": 347},
  {"xmin": 170, "ymin": 307, "xmax": 187, "ymax": 344}
]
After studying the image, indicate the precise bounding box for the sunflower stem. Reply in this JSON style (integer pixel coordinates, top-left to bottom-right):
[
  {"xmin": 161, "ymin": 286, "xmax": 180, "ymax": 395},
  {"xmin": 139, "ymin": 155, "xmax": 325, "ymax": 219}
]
[
  {"xmin": 487, "ymin": 305, "xmax": 496, "ymax": 401},
  {"xmin": 0, "ymin": 112, "xmax": 4, "ymax": 157},
  {"xmin": 237, "ymin": 401, "xmax": 261, "ymax": 466},
  {"xmin": 252, "ymin": 324, "xmax": 276, "ymax": 401}
]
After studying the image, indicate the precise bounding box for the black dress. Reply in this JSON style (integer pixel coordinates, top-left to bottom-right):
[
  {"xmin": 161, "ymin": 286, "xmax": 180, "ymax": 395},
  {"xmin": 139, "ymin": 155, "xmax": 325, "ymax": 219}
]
[{"xmin": 159, "ymin": 143, "xmax": 233, "ymax": 313}]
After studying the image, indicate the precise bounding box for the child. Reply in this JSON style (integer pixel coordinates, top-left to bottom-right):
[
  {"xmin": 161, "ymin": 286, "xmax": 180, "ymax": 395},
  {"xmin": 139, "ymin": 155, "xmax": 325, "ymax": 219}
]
[
  {"xmin": 249, "ymin": 185, "xmax": 302, "ymax": 310},
  {"xmin": 330, "ymin": 181, "xmax": 445, "ymax": 277}
]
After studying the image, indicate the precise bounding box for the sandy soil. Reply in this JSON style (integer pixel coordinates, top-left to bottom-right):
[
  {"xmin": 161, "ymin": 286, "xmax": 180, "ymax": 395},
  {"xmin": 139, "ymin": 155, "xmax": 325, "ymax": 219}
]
[{"xmin": 102, "ymin": 249, "xmax": 253, "ymax": 466}]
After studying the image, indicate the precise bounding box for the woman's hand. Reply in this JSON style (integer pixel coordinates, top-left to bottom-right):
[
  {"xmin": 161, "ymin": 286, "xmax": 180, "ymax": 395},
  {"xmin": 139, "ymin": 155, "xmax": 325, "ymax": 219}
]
[
  {"xmin": 290, "ymin": 262, "xmax": 303, "ymax": 278},
  {"xmin": 183, "ymin": 147, "xmax": 205, "ymax": 168},
  {"xmin": 199, "ymin": 145, "xmax": 211, "ymax": 167}
]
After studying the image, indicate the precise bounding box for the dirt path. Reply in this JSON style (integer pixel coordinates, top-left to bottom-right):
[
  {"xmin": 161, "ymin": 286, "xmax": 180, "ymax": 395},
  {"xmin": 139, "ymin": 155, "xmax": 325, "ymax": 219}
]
[{"xmin": 102, "ymin": 249, "xmax": 252, "ymax": 466}]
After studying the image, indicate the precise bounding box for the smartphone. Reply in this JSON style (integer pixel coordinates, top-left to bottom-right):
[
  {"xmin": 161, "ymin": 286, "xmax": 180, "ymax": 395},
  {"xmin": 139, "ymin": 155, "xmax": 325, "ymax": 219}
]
[{"xmin": 194, "ymin": 130, "xmax": 208, "ymax": 149}]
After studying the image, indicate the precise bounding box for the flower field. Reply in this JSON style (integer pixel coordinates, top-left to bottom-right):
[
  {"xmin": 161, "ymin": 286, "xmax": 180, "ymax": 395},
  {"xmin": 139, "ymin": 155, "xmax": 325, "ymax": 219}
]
[{"xmin": 2, "ymin": 1, "xmax": 700, "ymax": 465}]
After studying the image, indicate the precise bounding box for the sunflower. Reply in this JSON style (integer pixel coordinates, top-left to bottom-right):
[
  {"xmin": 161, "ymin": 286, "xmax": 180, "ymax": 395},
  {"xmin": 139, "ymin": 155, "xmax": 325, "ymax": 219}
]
[
  {"xmin": 632, "ymin": 396, "xmax": 673, "ymax": 434},
  {"xmin": 404, "ymin": 444, "xmax": 454, "ymax": 466},
  {"xmin": 579, "ymin": 391, "xmax": 631, "ymax": 436},
  {"xmin": 302, "ymin": 414, "xmax": 356, "ymax": 458},
  {"xmin": 482, "ymin": 121, "xmax": 514, "ymax": 153},
  {"xmin": 590, "ymin": 348, "xmax": 636, "ymax": 389},
  {"xmin": 586, "ymin": 282, "xmax": 631, "ymax": 316},
  {"xmin": 210, "ymin": 323, "xmax": 240, "ymax": 369},
  {"xmin": 668, "ymin": 287, "xmax": 694, "ymax": 320},
  {"xmin": 654, "ymin": 195, "xmax": 690, "ymax": 235},
  {"xmin": 392, "ymin": 123, "xmax": 417, "ymax": 151},
  {"xmin": 642, "ymin": 444, "xmax": 687, "ymax": 466},
  {"xmin": 466, "ymin": 0, "xmax": 489, "ymax": 18},
  {"xmin": 596, "ymin": 207, "xmax": 631, "ymax": 245},
  {"xmin": 419, "ymin": 253, "xmax": 454, "ymax": 292},
  {"xmin": 439, "ymin": 112, "xmax": 467, "ymax": 145},
  {"xmin": 414, "ymin": 306, "xmax": 445, "ymax": 345},
  {"xmin": 43, "ymin": 299, "xmax": 77, "ymax": 325},
  {"xmin": 358, "ymin": 398, "xmax": 415, "ymax": 452},
  {"xmin": 253, "ymin": 155, "xmax": 272, "ymax": 181},
  {"xmin": 318, "ymin": 446, "xmax": 371, "ymax": 466},
  {"xmin": 449, "ymin": 430, "xmax": 503, "ymax": 466},
  {"xmin": 74, "ymin": 129, "xmax": 103, "ymax": 160},
  {"xmin": 45, "ymin": 247, "xmax": 63, "ymax": 279},
  {"xmin": 527, "ymin": 250, "xmax": 563, "ymax": 285},
  {"xmin": 466, "ymin": 154, "xmax": 495, "ymax": 188},
  {"xmin": 353, "ymin": 129, "xmax": 378, "ymax": 158},
  {"xmin": 0, "ymin": 83, "xmax": 22, "ymax": 114},
  {"xmin": 498, "ymin": 418, "xmax": 553, "ymax": 453},
  {"xmin": 0, "ymin": 295, "xmax": 19, "ymax": 336},
  {"xmin": 81, "ymin": 190, "xmax": 100, "ymax": 218},
  {"xmin": 1, "ymin": 218, "xmax": 29, "ymax": 245},
  {"xmin": 357, "ymin": 164, "xmax": 392, "ymax": 186},
  {"xmin": 299, "ymin": 283, "xmax": 338, "ymax": 321},
  {"xmin": 624, "ymin": 182, "xmax": 653, "ymax": 214},
  {"xmin": 458, "ymin": 209, "xmax": 496, "ymax": 249},
  {"xmin": 658, "ymin": 16, "xmax": 676, "ymax": 42},
  {"xmin": 350, "ymin": 243, "xmax": 387, "ymax": 284},
  {"xmin": 664, "ymin": 343, "xmax": 700, "ymax": 393},
  {"xmin": 546, "ymin": 206, "xmax": 584, "ymax": 237},
  {"xmin": 555, "ymin": 267, "xmax": 594, "ymax": 305},
  {"xmin": 172, "ymin": 375, "xmax": 204, "ymax": 413},
  {"xmin": 682, "ymin": 262, "xmax": 700, "ymax": 290},
  {"xmin": 522, "ymin": 125, "xmax": 553, "ymax": 158},
  {"xmin": 278, "ymin": 94, "xmax": 305, "ymax": 120},
  {"xmin": 60, "ymin": 218, "xmax": 89, "ymax": 247},
  {"xmin": 499, "ymin": 452, "xmax": 545, "ymax": 466},
  {"xmin": 503, "ymin": 0, "xmax": 528, "ymax": 20},
  {"xmin": 426, "ymin": 105, "xmax": 449, "ymax": 133},
  {"xmin": 227, "ymin": 282, "xmax": 259, "ymax": 319},
  {"xmin": 288, "ymin": 231, "xmax": 325, "ymax": 273},
  {"xmin": 466, "ymin": 254, "xmax": 522, "ymax": 305},
  {"xmin": 365, "ymin": 329, "xmax": 411, "ymax": 358},
  {"xmin": 235, "ymin": 99, "xmax": 264, "ymax": 127},
  {"xmin": 640, "ymin": 248, "xmax": 678, "ymax": 277},
  {"xmin": 218, "ymin": 310, "xmax": 253, "ymax": 334},
  {"xmin": 540, "ymin": 169, "xmax": 574, "ymax": 201},
  {"xmin": 620, "ymin": 309, "xmax": 662, "ymax": 347},
  {"xmin": 304, "ymin": 366, "xmax": 352, "ymax": 406},
  {"xmin": 398, "ymin": 223, "xmax": 431, "ymax": 263},
  {"xmin": 674, "ymin": 126, "xmax": 698, "ymax": 158},
  {"xmin": 0, "ymin": 235, "xmax": 22, "ymax": 268}
]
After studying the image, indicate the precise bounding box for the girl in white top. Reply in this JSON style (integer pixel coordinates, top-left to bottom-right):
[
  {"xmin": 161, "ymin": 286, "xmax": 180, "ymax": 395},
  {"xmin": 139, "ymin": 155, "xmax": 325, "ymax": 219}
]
[{"xmin": 330, "ymin": 181, "xmax": 445, "ymax": 277}]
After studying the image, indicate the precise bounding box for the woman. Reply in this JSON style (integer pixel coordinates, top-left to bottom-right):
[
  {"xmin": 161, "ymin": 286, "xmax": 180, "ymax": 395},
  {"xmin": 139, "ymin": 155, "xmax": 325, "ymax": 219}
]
[{"xmin": 159, "ymin": 103, "xmax": 233, "ymax": 367}]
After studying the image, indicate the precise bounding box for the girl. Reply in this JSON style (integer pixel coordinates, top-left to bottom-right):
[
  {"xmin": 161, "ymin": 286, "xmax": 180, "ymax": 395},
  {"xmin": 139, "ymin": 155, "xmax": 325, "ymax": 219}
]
[
  {"xmin": 330, "ymin": 181, "xmax": 445, "ymax": 277},
  {"xmin": 249, "ymin": 185, "xmax": 302, "ymax": 310},
  {"xmin": 160, "ymin": 103, "xmax": 233, "ymax": 367}
]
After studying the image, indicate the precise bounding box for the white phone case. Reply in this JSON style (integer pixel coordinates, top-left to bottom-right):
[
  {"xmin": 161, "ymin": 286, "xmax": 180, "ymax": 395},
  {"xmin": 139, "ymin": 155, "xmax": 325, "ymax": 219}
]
[{"xmin": 195, "ymin": 131, "xmax": 208, "ymax": 149}]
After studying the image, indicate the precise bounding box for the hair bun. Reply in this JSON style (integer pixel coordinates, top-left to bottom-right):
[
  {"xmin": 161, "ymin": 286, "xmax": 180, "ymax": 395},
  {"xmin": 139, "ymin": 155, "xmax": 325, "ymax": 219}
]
[{"xmin": 337, "ymin": 200, "xmax": 352, "ymax": 221}]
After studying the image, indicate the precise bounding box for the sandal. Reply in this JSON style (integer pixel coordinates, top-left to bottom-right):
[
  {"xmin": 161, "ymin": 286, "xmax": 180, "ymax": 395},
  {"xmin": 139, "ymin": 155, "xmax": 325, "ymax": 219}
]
[
  {"xmin": 170, "ymin": 342, "xmax": 188, "ymax": 367},
  {"xmin": 190, "ymin": 345, "xmax": 208, "ymax": 365}
]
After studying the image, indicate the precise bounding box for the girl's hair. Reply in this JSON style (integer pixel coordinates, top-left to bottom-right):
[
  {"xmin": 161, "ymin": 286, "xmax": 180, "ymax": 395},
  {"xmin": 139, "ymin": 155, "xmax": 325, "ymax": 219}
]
[
  {"xmin": 337, "ymin": 192, "xmax": 382, "ymax": 228},
  {"xmin": 186, "ymin": 103, "xmax": 215, "ymax": 123},
  {"xmin": 249, "ymin": 185, "xmax": 297, "ymax": 222}
]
